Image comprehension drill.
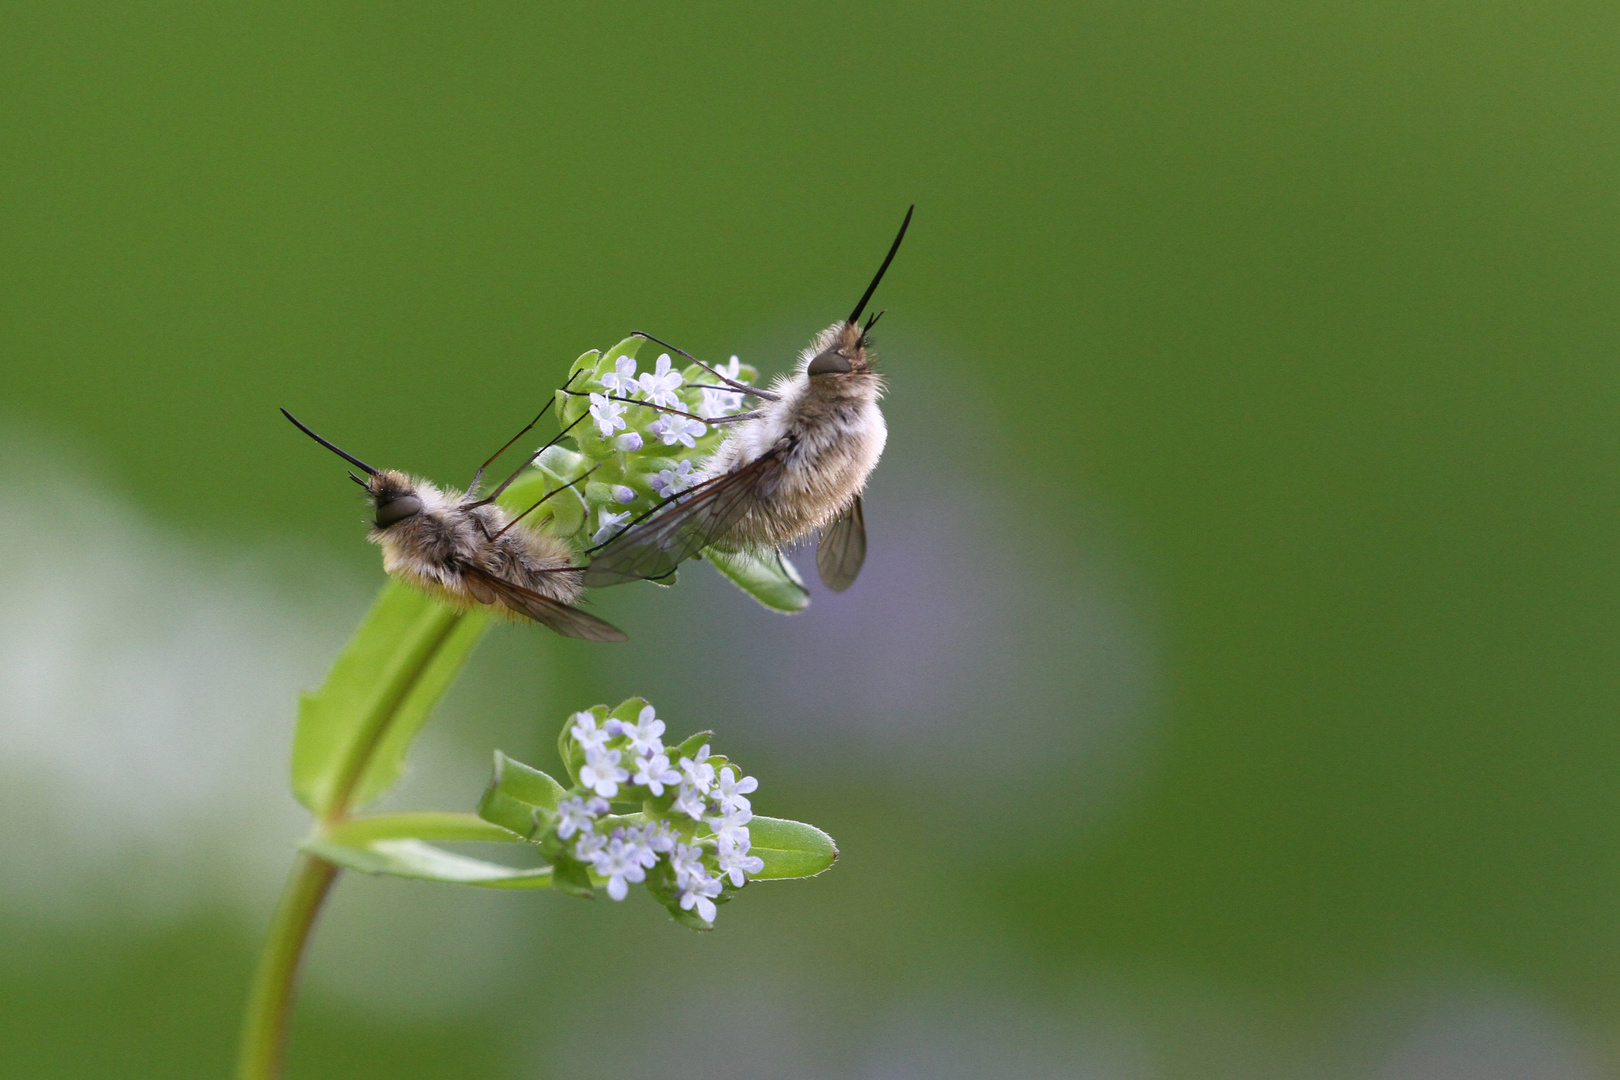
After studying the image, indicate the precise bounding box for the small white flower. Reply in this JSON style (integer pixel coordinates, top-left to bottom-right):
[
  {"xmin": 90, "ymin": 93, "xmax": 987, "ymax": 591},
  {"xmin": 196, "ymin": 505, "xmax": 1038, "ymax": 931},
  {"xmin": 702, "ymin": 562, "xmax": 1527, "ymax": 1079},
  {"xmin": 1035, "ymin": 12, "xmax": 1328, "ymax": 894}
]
[
  {"xmin": 673, "ymin": 779, "xmax": 709, "ymax": 821},
  {"xmin": 651, "ymin": 459, "xmax": 695, "ymax": 498},
  {"xmin": 620, "ymin": 705, "xmax": 666, "ymax": 755},
  {"xmin": 679, "ymin": 744, "xmax": 716, "ymax": 790},
  {"xmin": 716, "ymin": 355, "xmax": 743, "ymax": 382},
  {"xmin": 669, "ymin": 840, "xmax": 707, "ymax": 886},
  {"xmin": 612, "ymin": 484, "xmax": 637, "ymax": 504},
  {"xmin": 698, "ymin": 387, "xmax": 744, "ymax": 418},
  {"xmin": 713, "ymin": 766, "xmax": 758, "ymax": 816},
  {"xmin": 642, "ymin": 819, "xmax": 678, "ymax": 853},
  {"xmin": 632, "ymin": 752, "xmax": 681, "ymax": 796},
  {"xmin": 706, "ymin": 806, "xmax": 753, "ymax": 850},
  {"xmin": 568, "ymin": 711, "xmax": 612, "ymax": 752},
  {"xmin": 592, "ymin": 507, "xmax": 631, "ymax": 544},
  {"xmin": 678, "ymin": 868, "xmax": 723, "ymax": 922},
  {"xmin": 574, "ymin": 831, "xmax": 607, "ymax": 861},
  {"xmin": 715, "ymin": 833, "xmax": 765, "ymax": 887},
  {"xmin": 588, "ymin": 392, "xmax": 627, "ymax": 438},
  {"xmin": 637, "ymin": 353, "xmax": 685, "ymax": 408},
  {"xmin": 614, "ymin": 431, "xmax": 644, "ymax": 453},
  {"xmin": 590, "ymin": 834, "xmax": 648, "ymax": 901},
  {"xmin": 554, "ymin": 794, "xmax": 607, "ymax": 839},
  {"xmin": 622, "ymin": 829, "xmax": 659, "ymax": 871},
  {"xmin": 598, "ymin": 356, "xmax": 639, "ymax": 396},
  {"xmin": 648, "ymin": 414, "xmax": 706, "ymax": 448},
  {"xmin": 579, "ymin": 746, "xmax": 628, "ymax": 798}
]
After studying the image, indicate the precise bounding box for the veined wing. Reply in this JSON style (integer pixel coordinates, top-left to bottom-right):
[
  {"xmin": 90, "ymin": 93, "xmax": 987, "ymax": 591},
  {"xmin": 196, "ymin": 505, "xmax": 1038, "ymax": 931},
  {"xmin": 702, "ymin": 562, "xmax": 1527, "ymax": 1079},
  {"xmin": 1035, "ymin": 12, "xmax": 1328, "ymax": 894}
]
[
  {"xmin": 582, "ymin": 452, "xmax": 786, "ymax": 587},
  {"xmin": 816, "ymin": 495, "xmax": 866, "ymax": 592},
  {"xmin": 462, "ymin": 566, "xmax": 627, "ymax": 643}
]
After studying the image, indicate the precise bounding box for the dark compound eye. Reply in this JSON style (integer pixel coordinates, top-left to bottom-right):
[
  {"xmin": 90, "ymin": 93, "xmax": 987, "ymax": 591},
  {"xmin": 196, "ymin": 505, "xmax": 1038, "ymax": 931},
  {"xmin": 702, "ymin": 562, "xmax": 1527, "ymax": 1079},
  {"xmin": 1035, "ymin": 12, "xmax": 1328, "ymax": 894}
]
[
  {"xmin": 807, "ymin": 348, "xmax": 852, "ymax": 376},
  {"xmin": 374, "ymin": 495, "xmax": 422, "ymax": 528}
]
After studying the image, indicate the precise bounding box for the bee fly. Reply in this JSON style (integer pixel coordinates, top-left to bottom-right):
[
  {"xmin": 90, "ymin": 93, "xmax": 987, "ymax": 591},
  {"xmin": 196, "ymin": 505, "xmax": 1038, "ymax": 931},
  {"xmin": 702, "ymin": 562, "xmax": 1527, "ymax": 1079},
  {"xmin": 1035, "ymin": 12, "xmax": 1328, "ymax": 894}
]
[
  {"xmin": 583, "ymin": 205, "xmax": 913, "ymax": 593},
  {"xmin": 282, "ymin": 395, "xmax": 627, "ymax": 643}
]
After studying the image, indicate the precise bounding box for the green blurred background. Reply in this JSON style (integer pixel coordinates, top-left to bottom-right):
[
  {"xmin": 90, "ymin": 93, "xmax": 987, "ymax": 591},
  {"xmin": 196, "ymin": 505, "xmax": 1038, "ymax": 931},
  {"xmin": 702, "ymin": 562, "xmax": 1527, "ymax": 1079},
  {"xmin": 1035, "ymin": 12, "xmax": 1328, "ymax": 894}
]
[{"xmin": 3, "ymin": 2, "xmax": 1618, "ymax": 1077}]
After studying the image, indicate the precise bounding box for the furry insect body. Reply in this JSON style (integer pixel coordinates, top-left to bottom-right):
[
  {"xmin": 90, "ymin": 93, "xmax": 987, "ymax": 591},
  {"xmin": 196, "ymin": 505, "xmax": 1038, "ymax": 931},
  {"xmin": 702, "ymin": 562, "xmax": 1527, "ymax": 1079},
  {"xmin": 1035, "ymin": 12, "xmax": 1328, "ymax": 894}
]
[
  {"xmin": 584, "ymin": 207, "xmax": 911, "ymax": 593},
  {"xmin": 698, "ymin": 320, "xmax": 886, "ymax": 550},
  {"xmin": 283, "ymin": 410, "xmax": 626, "ymax": 643},
  {"xmin": 366, "ymin": 472, "xmax": 576, "ymax": 610}
]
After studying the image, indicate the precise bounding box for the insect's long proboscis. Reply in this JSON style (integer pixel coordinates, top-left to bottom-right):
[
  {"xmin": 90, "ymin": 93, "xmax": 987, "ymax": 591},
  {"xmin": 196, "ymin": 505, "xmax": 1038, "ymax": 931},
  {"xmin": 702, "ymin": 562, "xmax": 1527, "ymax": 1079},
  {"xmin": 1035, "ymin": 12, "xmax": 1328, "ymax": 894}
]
[
  {"xmin": 847, "ymin": 204, "xmax": 914, "ymax": 326},
  {"xmin": 281, "ymin": 408, "xmax": 380, "ymax": 476}
]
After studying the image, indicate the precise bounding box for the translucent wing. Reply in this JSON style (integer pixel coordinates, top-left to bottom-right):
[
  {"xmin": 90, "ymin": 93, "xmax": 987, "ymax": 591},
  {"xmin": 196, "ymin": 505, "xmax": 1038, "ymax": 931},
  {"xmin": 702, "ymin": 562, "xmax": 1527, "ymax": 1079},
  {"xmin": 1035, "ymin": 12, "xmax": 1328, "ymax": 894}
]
[
  {"xmin": 816, "ymin": 495, "xmax": 867, "ymax": 592},
  {"xmin": 462, "ymin": 566, "xmax": 628, "ymax": 643},
  {"xmin": 583, "ymin": 452, "xmax": 787, "ymax": 587}
]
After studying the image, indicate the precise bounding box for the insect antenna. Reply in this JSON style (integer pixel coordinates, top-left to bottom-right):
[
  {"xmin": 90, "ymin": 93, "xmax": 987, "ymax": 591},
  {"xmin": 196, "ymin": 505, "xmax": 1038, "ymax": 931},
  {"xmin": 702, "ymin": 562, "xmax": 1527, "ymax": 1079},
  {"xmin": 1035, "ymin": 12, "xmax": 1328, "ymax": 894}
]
[
  {"xmin": 858, "ymin": 308, "xmax": 887, "ymax": 347},
  {"xmin": 630, "ymin": 331, "xmax": 779, "ymax": 401},
  {"xmin": 468, "ymin": 370, "xmax": 582, "ymax": 495},
  {"xmin": 281, "ymin": 409, "xmax": 379, "ymax": 476},
  {"xmin": 489, "ymin": 464, "xmax": 601, "ymax": 541},
  {"xmin": 847, "ymin": 204, "xmax": 914, "ymax": 326}
]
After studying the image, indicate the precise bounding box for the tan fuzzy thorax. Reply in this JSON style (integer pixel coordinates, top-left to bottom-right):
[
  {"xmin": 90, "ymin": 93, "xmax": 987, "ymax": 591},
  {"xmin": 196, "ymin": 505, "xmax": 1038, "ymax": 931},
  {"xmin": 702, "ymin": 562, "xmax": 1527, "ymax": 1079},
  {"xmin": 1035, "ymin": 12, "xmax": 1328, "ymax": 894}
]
[{"xmin": 700, "ymin": 321, "xmax": 889, "ymax": 551}]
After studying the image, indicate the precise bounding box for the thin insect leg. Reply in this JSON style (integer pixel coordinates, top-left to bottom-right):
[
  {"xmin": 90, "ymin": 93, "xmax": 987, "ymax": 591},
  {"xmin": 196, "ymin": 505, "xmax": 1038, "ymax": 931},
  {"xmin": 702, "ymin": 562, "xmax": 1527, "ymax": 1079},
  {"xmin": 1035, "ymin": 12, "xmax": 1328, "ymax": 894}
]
[
  {"xmin": 582, "ymin": 470, "xmax": 730, "ymax": 554},
  {"xmin": 630, "ymin": 331, "xmax": 781, "ymax": 401},
  {"xmin": 468, "ymin": 413, "xmax": 589, "ymax": 508},
  {"xmin": 561, "ymin": 388, "xmax": 762, "ymax": 426},
  {"xmin": 560, "ymin": 389, "xmax": 717, "ymax": 426},
  {"xmin": 773, "ymin": 549, "xmax": 809, "ymax": 595},
  {"xmin": 468, "ymin": 370, "xmax": 581, "ymax": 495},
  {"xmin": 490, "ymin": 465, "xmax": 600, "ymax": 540}
]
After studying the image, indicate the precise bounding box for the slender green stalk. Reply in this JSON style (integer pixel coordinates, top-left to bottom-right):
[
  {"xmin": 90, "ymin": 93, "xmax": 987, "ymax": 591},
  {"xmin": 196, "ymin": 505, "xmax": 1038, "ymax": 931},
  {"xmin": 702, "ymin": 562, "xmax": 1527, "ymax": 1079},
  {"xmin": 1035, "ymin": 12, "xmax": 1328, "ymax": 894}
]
[
  {"xmin": 239, "ymin": 600, "xmax": 474, "ymax": 1079},
  {"xmin": 236, "ymin": 853, "xmax": 341, "ymax": 1080}
]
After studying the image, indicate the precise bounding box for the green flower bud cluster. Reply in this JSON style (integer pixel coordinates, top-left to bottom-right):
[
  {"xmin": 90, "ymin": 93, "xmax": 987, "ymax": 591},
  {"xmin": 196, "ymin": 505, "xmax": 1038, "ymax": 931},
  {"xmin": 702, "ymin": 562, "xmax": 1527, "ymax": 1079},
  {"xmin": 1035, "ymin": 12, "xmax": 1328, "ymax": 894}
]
[
  {"xmin": 558, "ymin": 337, "xmax": 751, "ymax": 533},
  {"xmin": 476, "ymin": 698, "xmax": 836, "ymax": 930},
  {"xmin": 495, "ymin": 336, "xmax": 809, "ymax": 611}
]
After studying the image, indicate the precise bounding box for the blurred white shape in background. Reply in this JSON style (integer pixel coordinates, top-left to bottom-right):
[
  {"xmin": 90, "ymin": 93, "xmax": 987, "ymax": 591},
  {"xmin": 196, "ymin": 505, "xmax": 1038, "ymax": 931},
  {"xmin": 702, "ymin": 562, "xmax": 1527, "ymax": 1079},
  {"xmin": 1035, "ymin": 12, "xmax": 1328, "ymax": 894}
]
[
  {"xmin": 0, "ymin": 423, "xmax": 559, "ymax": 1015},
  {"xmin": 0, "ymin": 426, "xmax": 354, "ymax": 924},
  {"xmin": 1363, "ymin": 989, "xmax": 1607, "ymax": 1080}
]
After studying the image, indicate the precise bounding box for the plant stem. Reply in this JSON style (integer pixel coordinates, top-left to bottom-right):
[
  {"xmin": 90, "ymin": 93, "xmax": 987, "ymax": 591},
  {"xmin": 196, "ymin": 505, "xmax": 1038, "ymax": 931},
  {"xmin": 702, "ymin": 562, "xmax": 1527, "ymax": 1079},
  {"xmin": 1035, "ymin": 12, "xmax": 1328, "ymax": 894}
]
[
  {"xmin": 237, "ymin": 592, "xmax": 481, "ymax": 1076},
  {"xmin": 236, "ymin": 853, "xmax": 341, "ymax": 1080}
]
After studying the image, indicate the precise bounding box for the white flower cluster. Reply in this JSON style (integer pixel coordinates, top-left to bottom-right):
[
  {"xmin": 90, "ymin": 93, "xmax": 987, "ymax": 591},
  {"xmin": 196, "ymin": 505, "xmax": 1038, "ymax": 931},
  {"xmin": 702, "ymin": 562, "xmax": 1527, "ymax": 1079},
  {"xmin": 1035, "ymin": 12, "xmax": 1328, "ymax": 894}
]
[
  {"xmin": 559, "ymin": 706, "xmax": 765, "ymax": 923},
  {"xmin": 589, "ymin": 351, "xmax": 753, "ymax": 443}
]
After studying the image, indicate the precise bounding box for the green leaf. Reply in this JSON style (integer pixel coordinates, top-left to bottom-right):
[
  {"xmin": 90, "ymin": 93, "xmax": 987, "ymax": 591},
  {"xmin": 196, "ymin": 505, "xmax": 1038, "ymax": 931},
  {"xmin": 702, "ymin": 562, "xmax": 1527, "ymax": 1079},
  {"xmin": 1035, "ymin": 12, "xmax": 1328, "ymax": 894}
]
[
  {"xmin": 671, "ymin": 730, "xmax": 714, "ymax": 760},
  {"xmin": 304, "ymin": 827, "xmax": 553, "ymax": 889},
  {"xmin": 325, "ymin": 811, "xmax": 524, "ymax": 846},
  {"xmin": 608, "ymin": 696, "xmax": 650, "ymax": 727},
  {"xmin": 548, "ymin": 853, "xmax": 596, "ymax": 898},
  {"xmin": 478, "ymin": 752, "xmax": 569, "ymax": 838},
  {"xmin": 292, "ymin": 581, "xmax": 490, "ymax": 816},
  {"xmin": 601, "ymin": 335, "xmax": 644, "ymax": 369},
  {"xmin": 558, "ymin": 350, "xmax": 602, "ymax": 428},
  {"xmin": 746, "ymin": 816, "xmax": 838, "ymax": 880},
  {"xmin": 707, "ymin": 549, "xmax": 811, "ymax": 613}
]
